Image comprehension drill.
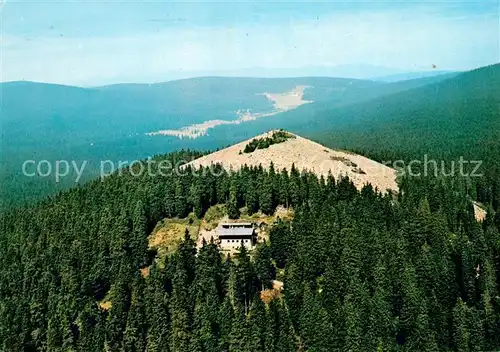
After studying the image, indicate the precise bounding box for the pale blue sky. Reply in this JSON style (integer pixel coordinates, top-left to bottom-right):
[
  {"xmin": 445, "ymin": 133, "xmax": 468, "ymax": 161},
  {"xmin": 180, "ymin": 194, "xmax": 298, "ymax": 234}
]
[{"xmin": 1, "ymin": 1, "xmax": 499, "ymax": 85}]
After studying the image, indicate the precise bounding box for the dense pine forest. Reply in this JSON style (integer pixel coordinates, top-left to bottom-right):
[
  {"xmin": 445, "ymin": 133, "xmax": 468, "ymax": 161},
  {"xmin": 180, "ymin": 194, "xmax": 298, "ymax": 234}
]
[{"xmin": 1, "ymin": 148, "xmax": 500, "ymax": 351}]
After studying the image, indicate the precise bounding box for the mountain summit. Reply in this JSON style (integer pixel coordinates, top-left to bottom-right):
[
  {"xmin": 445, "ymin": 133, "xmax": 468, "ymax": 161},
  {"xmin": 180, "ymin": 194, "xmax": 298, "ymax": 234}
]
[{"xmin": 186, "ymin": 130, "xmax": 398, "ymax": 193}]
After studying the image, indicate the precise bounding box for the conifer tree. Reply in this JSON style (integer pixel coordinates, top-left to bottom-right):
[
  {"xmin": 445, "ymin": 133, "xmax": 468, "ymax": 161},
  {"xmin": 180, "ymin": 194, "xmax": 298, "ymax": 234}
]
[
  {"xmin": 145, "ymin": 284, "xmax": 170, "ymax": 352},
  {"xmin": 322, "ymin": 257, "xmax": 345, "ymax": 349},
  {"xmin": 339, "ymin": 227, "xmax": 362, "ymax": 299},
  {"xmin": 163, "ymin": 179, "xmax": 176, "ymax": 217},
  {"xmin": 254, "ymin": 243, "xmax": 275, "ymax": 290},
  {"xmin": 190, "ymin": 179, "xmax": 205, "ymax": 219},
  {"xmin": 269, "ymin": 218, "xmax": 292, "ymax": 268},
  {"xmin": 109, "ymin": 209, "xmax": 131, "ymax": 278},
  {"xmin": 268, "ymin": 162, "xmax": 278, "ymax": 201},
  {"xmin": 368, "ymin": 256, "xmax": 395, "ymax": 351},
  {"xmin": 289, "ymin": 164, "xmax": 301, "ymax": 207},
  {"xmin": 453, "ymin": 298, "xmax": 470, "ymax": 352},
  {"xmin": 195, "ymin": 238, "xmax": 224, "ymax": 297},
  {"xmin": 218, "ymin": 295, "xmax": 234, "ymax": 352},
  {"xmin": 299, "ymin": 284, "xmax": 334, "ymax": 352},
  {"xmin": 468, "ymin": 307, "xmax": 485, "ymax": 352},
  {"xmin": 170, "ymin": 262, "xmax": 192, "ymax": 352},
  {"xmin": 260, "ymin": 173, "xmax": 274, "ymax": 215},
  {"xmin": 131, "ymin": 200, "xmax": 148, "ymax": 269},
  {"xmin": 174, "ymin": 179, "xmax": 188, "ymax": 218},
  {"xmin": 244, "ymin": 296, "xmax": 266, "ymax": 352},
  {"xmin": 177, "ymin": 229, "xmax": 197, "ymax": 285},
  {"xmin": 76, "ymin": 299, "xmax": 106, "ymax": 352},
  {"xmin": 264, "ymin": 299, "xmax": 280, "ymax": 352},
  {"xmin": 344, "ymin": 273, "xmax": 369, "ymax": 352},
  {"xmin": 406, "ymin": 301, "xmax": 439, "ymax": 352},
  {"xmin": 122, "ymin": 276, "xmax": 147, "ymax": 352},
  {"xmin": 275, "ymin": 302, "xmax": 297, "ymax": 352},
  {"xmin": 105, "ymin": 267, "xmax": 131, "ymax": 351},
  {"xmin": 228, "ymin": 178, "xmax": 240, "ymax": 219},
  {"xmin": 283, "ymin": 261, "xmax": 303, "ymax": 328},
  {"xmin": 229, "ymin": 303, "xmax": 246, "ymax": 352},
  {"xmin": 234, "ymin": 243, "xmax": 256, "ymax": 312},
  {"xmin": 277, "ymin": 169, "xmax": 290, "ymax": 207},
  {"xmin": 245, "ymin": 177, "xmax": 259, "ymax": 215},
  {"xmin": 190, "ymin": 284, "xmax": 220, "ymax": 352}
]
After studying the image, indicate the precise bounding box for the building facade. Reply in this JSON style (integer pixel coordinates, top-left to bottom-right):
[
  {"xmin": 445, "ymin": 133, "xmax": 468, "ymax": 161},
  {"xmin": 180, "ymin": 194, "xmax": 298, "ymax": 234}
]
[{"xmin": 217, "ymin": 222, "xmax": 256, "ymax": 250}]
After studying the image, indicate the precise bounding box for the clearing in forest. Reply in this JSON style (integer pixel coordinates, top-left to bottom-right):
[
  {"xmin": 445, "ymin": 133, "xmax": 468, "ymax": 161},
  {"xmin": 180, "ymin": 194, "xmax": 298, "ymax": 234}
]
[{"xmin": 185, "ymin": 130, "xmax": 399, "ymax": 193}]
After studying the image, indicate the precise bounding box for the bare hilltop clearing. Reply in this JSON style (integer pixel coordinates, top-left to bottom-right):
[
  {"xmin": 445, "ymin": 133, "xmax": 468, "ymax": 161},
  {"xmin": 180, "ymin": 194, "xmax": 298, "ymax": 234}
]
[
  {"xmin": 146, "ymin": 85, "xmax": 312, "ymax": 139},
  {"xmin": 261, "ymin": 85, "xmax": 312, "ymax": 111},
  {"xmin": 185, "ymin": 130, "xmax": 399, "ymax": 193}
]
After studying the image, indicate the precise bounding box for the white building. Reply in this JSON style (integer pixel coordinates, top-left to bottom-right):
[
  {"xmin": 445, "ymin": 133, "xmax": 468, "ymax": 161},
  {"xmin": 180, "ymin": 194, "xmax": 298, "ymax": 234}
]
[{"xmin": 217, "ymin": 222, "xmax": 256, "ymax": 250}]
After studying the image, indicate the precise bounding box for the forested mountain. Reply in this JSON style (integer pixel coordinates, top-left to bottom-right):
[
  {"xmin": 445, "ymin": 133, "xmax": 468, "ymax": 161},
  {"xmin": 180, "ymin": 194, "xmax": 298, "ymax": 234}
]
[
  {"xmin": 3, "ymin": 0, "xmax": 498, "ymax": 350},
  {"xmin": 2, "ymin": 69, "xmax": 499, "ymax": 352},
  {"xmin": 1, "ymin": 76, "xmax": 378, "ymax": 208},
  {"xmin": 1, "ymin": 145, "xmax": 500, "ymax": 351},
  {"xmin": 310, "ymin": 64, "xmax": 500, "ymax": 210},
  {"xmin": 1, "ymin": 70, "xmax": 464, "ymax": 209},
  {"xmin": 228, "ymin": 64, "xmax": 500, "ymax": 208},
  {"xmin": 177, "ymin": 65, "xmax": 498, "ymax": 161},
  {"xmin": 311, "ymin": 63, "xmax": 500, "ymax": 159},
  {"xmin": 244, "ymin": 64, "xmax": 499, "ymax": 155},
  {"xmin": 373, "ymin": 70, "xmax": 456, "ymax": 82}
]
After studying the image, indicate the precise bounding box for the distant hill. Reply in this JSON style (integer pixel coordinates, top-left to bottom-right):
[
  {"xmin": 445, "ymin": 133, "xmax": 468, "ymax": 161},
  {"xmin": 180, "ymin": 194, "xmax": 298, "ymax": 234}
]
[
  {"xmin": 2, "ymin": 65, "xmax": 498, "ymax": 208},
  {"xmin": 372, "ymin": 70, "xmax": 457, "ymax": 82},
  {"xmin": 228, "ymin": 65, "xmax": 498, "ymax": 159},
  {"xmin": 128, "ymin": 64, "xmax": 405, "ymax": 81},
  {"xmin": 308, "ymin": 63, "xmax": 500, "ymax": 161},
  {"xmin": 0, "ymin": 76, "xmax": 380, "ymax": 208},
  {"xmin": 207, "ymin": 71, "xmax": 463, "ymax": 142},
  {"xmin": 97, "ymin": 76, "xmax": 381, "ymax": 107}
]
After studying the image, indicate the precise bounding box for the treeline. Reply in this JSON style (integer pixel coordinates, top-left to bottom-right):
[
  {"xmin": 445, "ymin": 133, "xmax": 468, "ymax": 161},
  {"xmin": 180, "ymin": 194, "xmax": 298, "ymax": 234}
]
[{"xmin": 1, "ymin": 150, "xmax": 500, "ymax": 351}]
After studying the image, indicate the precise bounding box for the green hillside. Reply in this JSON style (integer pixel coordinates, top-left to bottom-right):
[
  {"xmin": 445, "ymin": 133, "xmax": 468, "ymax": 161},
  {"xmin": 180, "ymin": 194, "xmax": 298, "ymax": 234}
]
[
  {"xmin": 309, "ymin": 64, "xmax": 500, "ymax": 210},
  {"xmin": 2, "ymin": 67, "xmax": 500, "ymax": 350},
  {"xmin": 189, "ymin": 72, "xmax": 460, "ymax": 149},
  {"xmin": 210, "ymin": 70, "xmax": 462, "ymax": 141},
  {"xmin": 0, "ymin": 77, "xmax": 378, "ymax": 208},
  {"xmin": 227, "ymin": 64, "xmax": 499, "ymax": 164},
  {"xmin": 237, "ymin": 64, "xmax": 499, "ymax": 154},
  {"xmin": 311, "ymin": 63, "xmax": 500, "ymax": 159},
  {"xmin": 1, "ymin": 148, "xmax": 499, "ymax": 351},
  {"xmin": 215, "ymin": 64, "xmax": 499, "ymax": 210},
  {"xmin": 373, "ymin": 70, "xmax": 456, "ymax": 82},
  {"xmin": 1, "ymin": 68, "xmax": 497, "ymax": 208}
]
